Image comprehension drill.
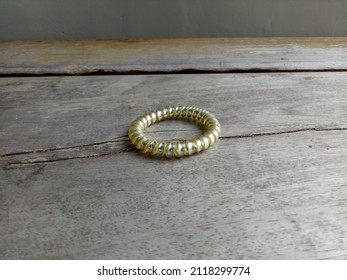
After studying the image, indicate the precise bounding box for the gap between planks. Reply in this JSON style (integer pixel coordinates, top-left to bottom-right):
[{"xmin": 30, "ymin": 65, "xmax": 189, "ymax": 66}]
[{"xmin": 1, "ymin": 68, "xmax": 347, "ymax": 78}]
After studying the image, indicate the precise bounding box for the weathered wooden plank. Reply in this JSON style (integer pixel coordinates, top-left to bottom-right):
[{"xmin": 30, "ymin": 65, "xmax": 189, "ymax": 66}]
[
  {"xmin": 1, "ymin": 38, "xmax": 347, "ymax": 75},
  {"xmin": 1, "ymin": 73, "xmax": 347, "ymax": 259},
  {"xmin": 0, "ymin": 73, "xmax": 346, "ymax": 156},
  {"xmin": 1, "ymin": 130, "xmax": 347, "ymax": 259}
]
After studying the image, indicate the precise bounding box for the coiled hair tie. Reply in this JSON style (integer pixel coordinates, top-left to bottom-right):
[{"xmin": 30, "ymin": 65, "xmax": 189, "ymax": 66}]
[{"xmin": 128, "ymin": 106, "xmax": 221, "ymax": 158}]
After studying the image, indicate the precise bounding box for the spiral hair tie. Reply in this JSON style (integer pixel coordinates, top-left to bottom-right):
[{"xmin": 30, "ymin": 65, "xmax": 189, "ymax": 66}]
[{"xmin": 128, "ymin": 106, "xmax": 221, "ymax": 158}]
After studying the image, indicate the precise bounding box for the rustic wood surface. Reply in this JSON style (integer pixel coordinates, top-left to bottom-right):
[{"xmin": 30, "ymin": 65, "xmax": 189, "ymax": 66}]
[
  {"xmin": 1, "ymin": 38, "xmax": 347, "ymax": 75},
  {"xmin": 1, "ymin": 73, "xmax": 347, "ymax": 259}
]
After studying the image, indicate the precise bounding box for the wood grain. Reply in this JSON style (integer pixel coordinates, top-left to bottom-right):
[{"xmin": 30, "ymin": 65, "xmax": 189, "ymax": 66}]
[
  {"xmin": 1, "ymin": 38, "xmax": 347, "ymax": 75},
  {"xmin": 1, "ymin": 73, "xmax": 347, "ymax": 259}
]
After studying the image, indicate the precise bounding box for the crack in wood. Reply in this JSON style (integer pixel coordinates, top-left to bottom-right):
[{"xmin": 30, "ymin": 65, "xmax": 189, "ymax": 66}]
[
  {"xmin": 2, "ymin": 126, "xmax": 346, "ymax": 159},
  {"xmin": 219, "ymin": 127, "xmax": 347, "ymax": 140},
  {"xmin": 4, "ymin": 146, "xmax": 137, "ymax": 169},
  {"xmin": 2, "ymin": 126, "xmax": 346, "ymax": 169},
  {"xmin": 0, "ymin": 135, "xmax": 129, "ymax": 157}
]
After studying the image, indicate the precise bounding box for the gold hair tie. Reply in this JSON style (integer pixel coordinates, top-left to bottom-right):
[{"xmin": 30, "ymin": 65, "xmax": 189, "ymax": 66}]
[{"xmin": 128, "ymin": 106, "xmax": 221, "ymax": 158}]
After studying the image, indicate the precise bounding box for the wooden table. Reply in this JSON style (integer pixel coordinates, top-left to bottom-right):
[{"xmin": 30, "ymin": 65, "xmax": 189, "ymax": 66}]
[{"xmin": 1, "ymin": 38, "xmax": 347, "ymax": 259}]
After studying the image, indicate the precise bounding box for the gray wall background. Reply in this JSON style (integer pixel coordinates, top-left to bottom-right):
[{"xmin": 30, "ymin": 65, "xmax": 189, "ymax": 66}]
[{"xmin": 1, "ymin": 0, "xmax": 347, "ymax": 41}]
